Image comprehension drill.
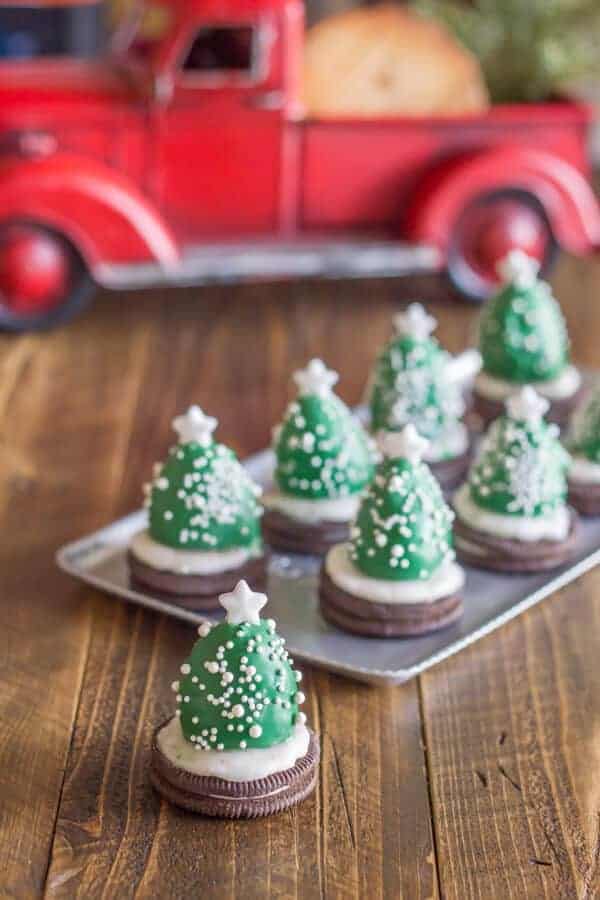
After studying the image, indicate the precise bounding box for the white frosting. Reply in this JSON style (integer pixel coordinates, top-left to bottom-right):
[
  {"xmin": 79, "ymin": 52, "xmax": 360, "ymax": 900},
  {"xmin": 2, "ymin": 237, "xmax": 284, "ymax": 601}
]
[
  {"xmin": 130, "ymin": 530, "xmax": 253, "ymax": 574},
  {"xmin": 425, "ymin": 422, "xmax": 469, "ymax": 463},
  {"xmin": 454, "ymin": 482, "xmax": 570, "ymax": 542},
  {"xmin": 325, "ymin": 543, "xmax": 465, "ymax": 604},
  {"xmin": 263, "ymin": 491, "xmax": 360, "ymax": 523},
  {"xmin": 157, "ymin": 716, "xmax": 310, "ymax": 782},
  {"xmin": 569, "ymin": 454, "xmax": 600, "ymax": 484},
  {"xmin": 474, "ymin": 366, "xmax": 581, "ymax": 402}
]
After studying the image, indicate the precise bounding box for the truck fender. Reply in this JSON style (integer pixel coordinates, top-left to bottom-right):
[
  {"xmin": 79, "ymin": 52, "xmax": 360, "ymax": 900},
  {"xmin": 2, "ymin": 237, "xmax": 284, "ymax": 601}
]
[
  {"xmin": 0, "ymin": 153, "xmax": 179, "ymax": 276},
  {"xmin": 405, "ymin": 145, "xmax": 600, "ymax": 257}
]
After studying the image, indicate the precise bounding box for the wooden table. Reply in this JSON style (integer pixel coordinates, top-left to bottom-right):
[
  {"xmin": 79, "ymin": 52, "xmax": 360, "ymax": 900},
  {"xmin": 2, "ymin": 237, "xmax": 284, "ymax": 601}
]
[{"xmin": 1, "ymin": 258, "xmax": 600, "ymax": 900}]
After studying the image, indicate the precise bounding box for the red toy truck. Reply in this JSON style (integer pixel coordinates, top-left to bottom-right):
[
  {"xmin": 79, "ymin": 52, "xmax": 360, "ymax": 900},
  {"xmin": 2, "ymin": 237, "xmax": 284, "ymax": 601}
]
[{"xmin": 1, "ymin": 0, "xmax": 600, "ymax": 330}]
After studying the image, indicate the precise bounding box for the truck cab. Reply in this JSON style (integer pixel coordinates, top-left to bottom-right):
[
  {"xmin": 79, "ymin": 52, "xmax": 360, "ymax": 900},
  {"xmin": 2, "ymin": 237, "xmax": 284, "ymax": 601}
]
[{"xmin": 139, "ymin": 0, "xmax": 303, "ymax": 238}]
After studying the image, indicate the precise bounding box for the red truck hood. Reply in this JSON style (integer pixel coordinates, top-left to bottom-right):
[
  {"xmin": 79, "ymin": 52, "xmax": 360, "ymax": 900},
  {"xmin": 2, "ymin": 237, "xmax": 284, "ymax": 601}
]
[{"xmin": 0, "ymin": 58, "xmax": 144, "ymax": 112}]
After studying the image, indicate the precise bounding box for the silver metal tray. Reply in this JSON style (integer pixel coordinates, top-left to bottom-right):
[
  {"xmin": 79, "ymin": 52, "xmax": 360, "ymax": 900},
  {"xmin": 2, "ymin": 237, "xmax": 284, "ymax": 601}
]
[{"xmin": 57, "ymin": 444, "xmax": 600, "ymax": 686}]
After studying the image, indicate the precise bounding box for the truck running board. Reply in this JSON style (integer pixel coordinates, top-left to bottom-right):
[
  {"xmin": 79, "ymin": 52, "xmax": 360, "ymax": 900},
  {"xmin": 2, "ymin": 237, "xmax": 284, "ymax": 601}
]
[{"xmin": 95, "ymin": 239, "xmax": 440, "ymax": 290}]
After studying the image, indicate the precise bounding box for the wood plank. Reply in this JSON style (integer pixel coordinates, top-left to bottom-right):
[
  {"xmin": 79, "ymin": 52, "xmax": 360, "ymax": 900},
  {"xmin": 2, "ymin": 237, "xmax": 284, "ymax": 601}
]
[
  {"xmin": 420, "ymin": 574, "xmax": 600, "ymax": 899},
  {"xmin": 0, "ymin": 302, "xmax": 154, "ymax": 898},
  {"xmin": 43, "ymin": 279, "xmax": 441, "ymax": 898},
  {"xmin": 422, "ymin": 255, "xmax": 600, "ymax": 899},
  {"xmin": 45, "ymin": 624, "xmax": 438, "ymax": 899}
]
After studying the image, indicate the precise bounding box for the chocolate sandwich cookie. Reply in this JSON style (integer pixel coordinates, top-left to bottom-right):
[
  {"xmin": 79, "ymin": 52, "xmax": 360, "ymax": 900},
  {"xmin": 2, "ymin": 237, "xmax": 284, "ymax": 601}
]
[
  {"xmin": 430, "ymin": 443, "xmax": 472, "ymax": 493},
  {"xmin": 453, "ymin": 509, "xmax": 580, "ymax": 573},
  {"xmin": 567, "ymin": 481, "xmax": 600, "ymax": 517},
  {"xmin": 472, "ymin": 387, "xmax": 583, "ymax": 431},
  {"xmin": 319, "ymin": 570, "xmax": 463, "ymax": 637},
  {"xmin": 128, "ymin": 550, "xmax": 268, "ymax": 611},
  {"xmin": 150, "ymin": 719, "xmax": 319, "ymax": 818},
  {"xmin": 262, "ymin": 509, "xmax": 350, "ymax": 556}
]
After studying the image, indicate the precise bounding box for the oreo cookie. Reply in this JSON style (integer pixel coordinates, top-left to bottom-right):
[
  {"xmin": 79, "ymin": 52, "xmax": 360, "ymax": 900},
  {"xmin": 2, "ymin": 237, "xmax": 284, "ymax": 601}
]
[
  {"xmin": 262, "ymin": 509, "xmax": 349, "ymax": 556},
  {"xmin": 453, "ymin": 509, "xmax": 580, "ymax": 573},
  {"xmin": 567, "ymin": 480, "xmax": 600, "ymax": 518},
  {"xmin": 430, "ymin": 442, "xmax": 472, "ymax": 493},
  {"xmin": 319, "ymin": 569, "xmax": 463, "ymax": 637},
  {"xmin": 128, "ymin": 550, "xmax": 268, "ymax": 611},
  {"xmin": 150, "ymin": 718, "xmax": 320, "ymax": 818}
]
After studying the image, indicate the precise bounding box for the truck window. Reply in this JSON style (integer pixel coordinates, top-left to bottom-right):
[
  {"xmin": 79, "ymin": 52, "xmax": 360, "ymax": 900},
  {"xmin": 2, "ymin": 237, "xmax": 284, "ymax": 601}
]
[
  {"xmin": 182, "ymin": 26, "xmax": 256, "ymax": 76},
  {"xmin": 0, "ymin": 3, "xmax": 106, "ymax": 59}
]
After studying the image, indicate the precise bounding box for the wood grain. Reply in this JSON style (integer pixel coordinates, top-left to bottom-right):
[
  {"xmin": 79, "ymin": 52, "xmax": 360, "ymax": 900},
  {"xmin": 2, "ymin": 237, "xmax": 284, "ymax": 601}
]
[
  {"xmin": 0, "ymin": 307, "xmax": 154, "ymax": 897},
  {"xmin": 40, "ymin": 278, "xmax": 441, "ymax": 899},
  {"xmin": 420, "ymin": 572, "xmax": 600, "ymax": 900},
  {"xmin": 2, "ymin": 254, "xmax": 600, "ymax": 898},
  {"xmin": 420, "ymin": 254, "xmax": 600, "ymax": 900}
]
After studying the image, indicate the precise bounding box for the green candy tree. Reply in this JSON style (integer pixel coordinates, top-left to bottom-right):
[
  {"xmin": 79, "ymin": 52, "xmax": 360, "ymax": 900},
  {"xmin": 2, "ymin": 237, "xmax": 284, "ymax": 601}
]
[
  {"xmin": 479, "ymin": 250, "xmax": 570, "ymax": 384},
  {"xmin": 145, "ymin": 406, "xmax": 263, "ymax": 552},
  {"xmin": 467, "ymin": 387, "xmax": 570, "ymax": 517},
  {"xmin": 274, "ymin": 358, "xmax": 375, "ymax": 500},
  {"xmin": 368, "ymin": 303, "xmax": 465, "ymax": 448},
  {"xmin": 172, "ymin": 581, "xmax": 305, "ymax": 751},
  {"xmin": 568, "ymin": 386, "xmax": 600, "ymax": 463},
  {"xmin": 350, "ymin": 425, "xmax": 455, "ymax": 581}
]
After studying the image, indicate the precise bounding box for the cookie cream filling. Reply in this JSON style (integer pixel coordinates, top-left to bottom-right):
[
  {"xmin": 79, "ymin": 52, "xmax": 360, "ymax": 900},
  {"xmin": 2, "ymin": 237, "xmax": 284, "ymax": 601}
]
[
  {"xmin": 264, "ymin": 491, "xmax": 360, "ymax": 523},
  {"xmin": 130, "ymin": 530, "xmax": 255, "ymax": 575},
  {"xmin": 454, "ymin": 483, "xmax": 570, "ymax": 542},
  {"xmin": 474, "ymin": 365, "xmax": 581, "ymax": 402},
  {"xmin": 568, "ymin": 454, "xmax": 600, "ymax": 484},
  {"xmin": 325, "ymin": 543, "xmax": 465, "ymax": 604},
  {"xmin": 425, "ymin": 422, "xmax": 469, "ymax": 464},
  {"xmin": 158, "ymin": 716, "xmax": 310, "ymax": 781}
]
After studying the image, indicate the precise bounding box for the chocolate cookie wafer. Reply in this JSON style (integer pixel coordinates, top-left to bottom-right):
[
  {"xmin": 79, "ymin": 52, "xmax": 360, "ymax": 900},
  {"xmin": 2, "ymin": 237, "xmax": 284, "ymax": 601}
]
[
  {"xmin": 453, "ymin": 509, "xmax": 579, "ymax": 573},
  {"xmin": 128, "ymin": 550, "xmax": 268, "ymax": 611},
  {"xmin": 430, "ymin": 443, "xmax": 472, "ymax": 493},
  {"xmin": 262, "ymin": 509, "xmax": 350, "ymax": 556},
  {"xmin": 150, "ymin": 719, "xmax": 320, "ymax": 818},
  {"xmin": 319, "ymin": 570, "xmax": 463, "ymax": 637},
  {"xmin": 472, "ymin": 386, "xmax": 584, "ymax": 431},
  {"xmin": 567, "ymin": 480, "xmax": 600, "ymax": 517}
]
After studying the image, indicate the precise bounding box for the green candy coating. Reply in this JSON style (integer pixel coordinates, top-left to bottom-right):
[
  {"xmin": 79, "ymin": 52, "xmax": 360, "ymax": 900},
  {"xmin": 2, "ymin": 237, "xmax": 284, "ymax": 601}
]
[
  {"xmin": 369, "ymin": 335, "xmax": 464, "ymax": 453},
  {"xmin": 178, "ymin": 619, "xmax": 300, "ymax": 750},
  {"xmin": 479, "ymin": 279, "xmax": 569, "ymax": 383},
  {"xmin": 274, "ymin": 392, "xmax": 375, "ymax": 500},
  {"xmin": 568, "ymin": 387, "xmax": 600, "ymax": 463},
  {"xmin": 351, "ymin": 456, "xmax": 455, "ymax": 581},
  {"xmin": 468, "ymin": 414, "xmax": 569, "ymax": 517},
  {"xmin": 148, "ymin": 440, "xmax": 262, "ymax": 552}
]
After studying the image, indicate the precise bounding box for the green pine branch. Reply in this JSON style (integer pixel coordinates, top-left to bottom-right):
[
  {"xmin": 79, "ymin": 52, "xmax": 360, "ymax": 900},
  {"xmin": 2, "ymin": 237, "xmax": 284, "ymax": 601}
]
[{"xmin": 413, "ymin": 0, "xmax": 600, "ymax": 103}]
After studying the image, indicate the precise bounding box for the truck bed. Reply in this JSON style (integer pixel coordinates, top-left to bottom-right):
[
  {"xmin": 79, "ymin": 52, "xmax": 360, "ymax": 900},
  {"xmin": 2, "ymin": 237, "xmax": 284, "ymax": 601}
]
[{"xmin": 299, "ymin": 102, "xmax": 592, "ymax": 230}]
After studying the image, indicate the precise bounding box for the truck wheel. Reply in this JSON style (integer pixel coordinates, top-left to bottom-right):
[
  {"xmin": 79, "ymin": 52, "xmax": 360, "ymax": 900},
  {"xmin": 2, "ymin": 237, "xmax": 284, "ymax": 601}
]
[
  {"xmin": 0, "ymin": 223, "xmax": 95, "ymax": 332},
  {"xmin": 447, "ymin": 189, "xmax": 557, "ymax": 303}
]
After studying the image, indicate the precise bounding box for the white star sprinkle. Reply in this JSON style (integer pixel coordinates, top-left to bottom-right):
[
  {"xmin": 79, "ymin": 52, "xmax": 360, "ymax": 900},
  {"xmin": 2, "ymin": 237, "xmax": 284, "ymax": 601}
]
[
  {"xmin": 172, "ymin": 405, "xmax": 217, "ymax": 446},
  {"xmin": 506, "ymin": 386, "xmax": 549, "ymax": 423},
  {"xmin": 393, "ymin": 303, "xmax": 436, "ymax": 340},
  {"xmin": 219, "ymin": 580, "xmax": 267, "ymax": 626},
  {"xmin": 293, "ymin": 359, "xmax": 339, "ymax": 396},
  {"xmin": 496, "ymin": 250, "xmax": 540, "ymax": 289},
  {"xmin": 378, "ymin": 424, "xmax": 429, "ymax": 463}
]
